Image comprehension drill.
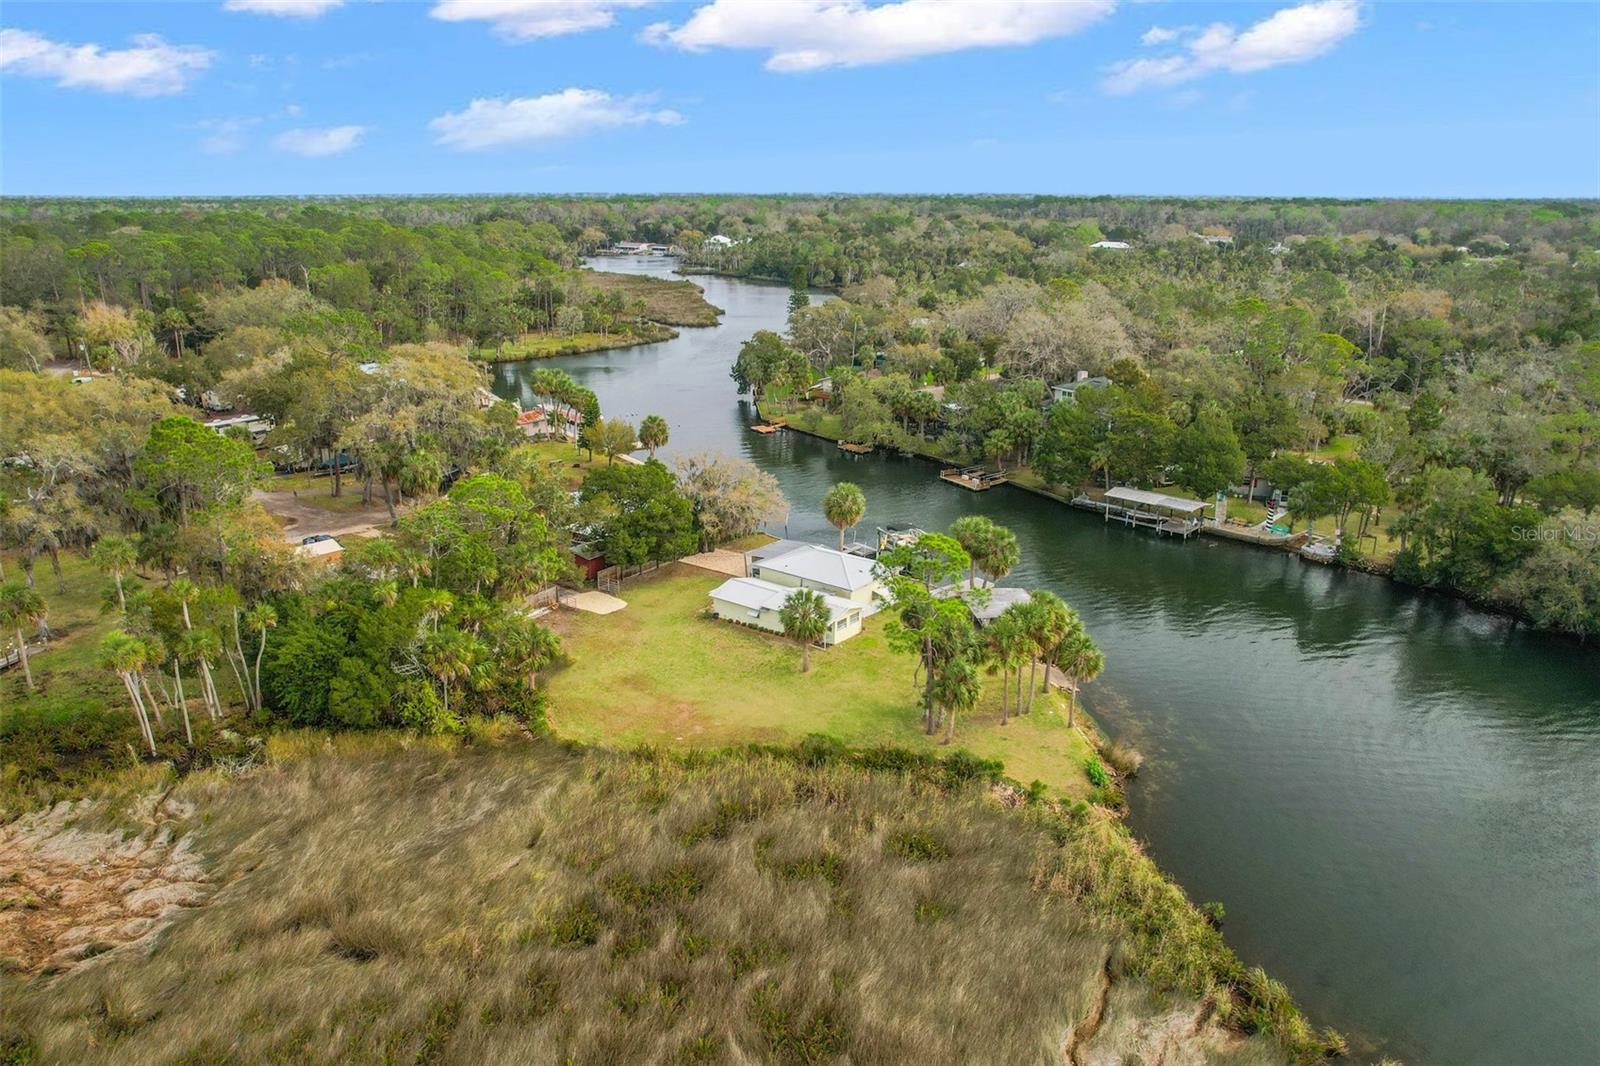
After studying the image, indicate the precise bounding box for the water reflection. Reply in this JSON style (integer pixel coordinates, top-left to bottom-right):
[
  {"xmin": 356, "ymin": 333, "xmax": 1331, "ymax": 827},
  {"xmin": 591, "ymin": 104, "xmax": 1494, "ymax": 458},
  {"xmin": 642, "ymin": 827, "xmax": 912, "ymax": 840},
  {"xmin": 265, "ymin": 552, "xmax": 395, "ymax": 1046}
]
[{"xmin": 491, "ymin": 258, "xmax": 1600, "ymax": 1064}]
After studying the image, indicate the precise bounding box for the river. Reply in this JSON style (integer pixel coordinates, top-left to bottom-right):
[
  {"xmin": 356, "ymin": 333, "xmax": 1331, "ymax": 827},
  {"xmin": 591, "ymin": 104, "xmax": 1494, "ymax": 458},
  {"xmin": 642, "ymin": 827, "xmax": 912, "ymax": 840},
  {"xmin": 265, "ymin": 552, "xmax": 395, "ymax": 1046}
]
[{"xmin": 493, "ymin": 256, "xmax": 1600, "ymax": 1064}]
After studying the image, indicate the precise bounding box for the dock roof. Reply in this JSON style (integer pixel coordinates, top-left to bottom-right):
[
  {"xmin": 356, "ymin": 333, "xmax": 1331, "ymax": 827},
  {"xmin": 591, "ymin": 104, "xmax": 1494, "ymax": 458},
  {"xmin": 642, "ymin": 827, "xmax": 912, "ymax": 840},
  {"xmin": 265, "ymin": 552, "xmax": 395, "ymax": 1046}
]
[{"xmin": 1104, "ymin": 487, "xmax": 1206, "ymax": 514}]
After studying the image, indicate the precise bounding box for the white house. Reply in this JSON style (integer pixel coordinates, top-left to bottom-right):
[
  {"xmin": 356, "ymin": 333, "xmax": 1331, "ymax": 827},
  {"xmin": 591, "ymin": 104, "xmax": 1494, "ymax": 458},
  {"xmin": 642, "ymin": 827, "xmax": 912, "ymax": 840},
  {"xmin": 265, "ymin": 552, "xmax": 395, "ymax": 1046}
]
[
  {"xmin": 1049, "ymin": 370, "xmax": 1111, "ymax": 405},
  {"xmin": 708, "ymin": 576, "xmax": 865, "ymax": 645},
  {"xmin": 1090, "ymin": 240, "xmax": 1131, "ymax": 250},
  {"xmin": 745, "ymin": 543, "xmax": 883, "ymax": 611},
  {"xmin": 703, "ymin": 234, "xmax": 737, "ymax": 248}
]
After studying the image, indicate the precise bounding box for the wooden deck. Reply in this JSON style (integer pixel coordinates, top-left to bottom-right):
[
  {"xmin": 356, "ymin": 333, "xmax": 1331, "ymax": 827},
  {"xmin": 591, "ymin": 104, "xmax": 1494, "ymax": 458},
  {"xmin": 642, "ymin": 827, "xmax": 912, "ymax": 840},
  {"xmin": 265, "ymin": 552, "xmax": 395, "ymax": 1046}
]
[{"xmin": 939, "ymin": 466, "xmax": 1009, "ymax": 491}]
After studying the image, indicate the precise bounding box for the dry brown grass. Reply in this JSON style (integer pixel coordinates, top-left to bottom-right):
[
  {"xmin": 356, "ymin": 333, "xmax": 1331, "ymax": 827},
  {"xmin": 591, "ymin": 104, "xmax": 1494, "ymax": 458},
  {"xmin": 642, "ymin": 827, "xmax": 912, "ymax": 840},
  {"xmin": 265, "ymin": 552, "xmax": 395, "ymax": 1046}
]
[{"xmin": 0, "ymin": 734, "xmax": 1321, "ymax": 1064}]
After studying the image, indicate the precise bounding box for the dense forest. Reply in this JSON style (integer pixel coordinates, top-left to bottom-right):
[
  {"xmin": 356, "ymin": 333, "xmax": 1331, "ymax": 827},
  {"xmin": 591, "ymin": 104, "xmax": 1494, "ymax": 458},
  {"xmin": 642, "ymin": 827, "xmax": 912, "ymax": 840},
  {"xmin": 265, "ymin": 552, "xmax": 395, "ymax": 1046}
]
[{"xmin": 2, "ymin": 192, "xmax": 1597, "ymax": 655}]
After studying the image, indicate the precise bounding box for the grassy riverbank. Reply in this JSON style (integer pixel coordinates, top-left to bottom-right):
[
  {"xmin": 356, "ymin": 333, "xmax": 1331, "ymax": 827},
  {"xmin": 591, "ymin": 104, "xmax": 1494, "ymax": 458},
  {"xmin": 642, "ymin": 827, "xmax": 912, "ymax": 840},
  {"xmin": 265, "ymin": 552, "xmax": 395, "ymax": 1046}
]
[
  {"xmin": 544, "ymin": 566, "xmax": 1108, "ymax": 803},
  {"xmin": 476, "ymin": 325, "xmax": 677, "ymax": 363},
  {"xmin": 0, "ymin": 730, "xmax": 1336, "ymax": 1063},
  {"xmin": 578, "ymin": 269, "xmax": 724, "ymax": 326}
]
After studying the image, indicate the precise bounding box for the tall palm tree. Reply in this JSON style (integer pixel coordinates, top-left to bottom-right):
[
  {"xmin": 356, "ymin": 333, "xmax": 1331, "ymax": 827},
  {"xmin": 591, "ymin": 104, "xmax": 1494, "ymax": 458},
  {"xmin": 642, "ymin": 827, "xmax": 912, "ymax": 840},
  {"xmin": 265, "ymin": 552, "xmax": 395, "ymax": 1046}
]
[
  {"xmin": 949, "ymin": 515, "xmax": 995, "ymax": 587},
  {"xmin": 822, "ymin": 482, "xmax": 866, "ymax": 550},
  {"xmin": 1054, "ymin": 629, "xmax": 1105, "ymax": 728},
  {"xmin": 638, "ymin": 414, "xmax": 670, "ymax": 459},
  {"xmin": 98, "ymin": 629, "xmax": 156, "ymax": 755},
  {"xmin": 931, "ymin": 655, "xmax": 980, "ymax": 745},
  {"xmin": 167, "ymin": 639, "xmax": 194, "ymax": 745},
  {"xmin": 419, "ymin": 589, "xmax": 455, "ymax": 634},
  {"xmin": 975, "ymin": 526, "xmax": 1020, "ymax": 587},
  {"xmin": 171, "ymin": 580, "xmax": 224, "ymax": 719},
  {"xmin": 245, "ymin": 603, "xmax": 278, "ymax": 713},
  {"xmin": 779, "ymin": 588, "xmax": 830, "ymax": 673},
  {"xmin": 421, "ymin": 629, "xmax": 476, "ymax": 715},
  {"xmin": 987, "ymin": 609, "xmax": 1032, "ymax": 725},
  {"xmin": 91, "ymin": 534, "xmax": 137, "ymax": 612},
  {"xmin": 1026, "ymin": 590, "xmax": 1076, "ymax": 704},
  {"xmin": 0, "ymin": 581, "xmax": 46, "ymax": 691}
]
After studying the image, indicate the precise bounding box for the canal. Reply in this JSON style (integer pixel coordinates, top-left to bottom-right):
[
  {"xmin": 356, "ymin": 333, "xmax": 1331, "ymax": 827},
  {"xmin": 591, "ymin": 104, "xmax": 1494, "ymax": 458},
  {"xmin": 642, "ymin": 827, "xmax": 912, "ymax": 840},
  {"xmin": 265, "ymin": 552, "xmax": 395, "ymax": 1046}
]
[{"xmin": 494, "ymin": 257, "xmax": 1600, "ymax": 1064}]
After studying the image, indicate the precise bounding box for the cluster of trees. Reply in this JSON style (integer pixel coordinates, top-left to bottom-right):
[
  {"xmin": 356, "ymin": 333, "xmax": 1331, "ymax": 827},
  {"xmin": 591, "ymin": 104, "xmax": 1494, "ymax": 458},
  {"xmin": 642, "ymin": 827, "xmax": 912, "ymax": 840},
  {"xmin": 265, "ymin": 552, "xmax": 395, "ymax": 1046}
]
[
  {"xmin": 866, "ymin": 512, "xmax": 1103, "ymax": 746},
  {"xmin": 699, "ymin": 196, "xmax": 1598, "ymax": 638}
]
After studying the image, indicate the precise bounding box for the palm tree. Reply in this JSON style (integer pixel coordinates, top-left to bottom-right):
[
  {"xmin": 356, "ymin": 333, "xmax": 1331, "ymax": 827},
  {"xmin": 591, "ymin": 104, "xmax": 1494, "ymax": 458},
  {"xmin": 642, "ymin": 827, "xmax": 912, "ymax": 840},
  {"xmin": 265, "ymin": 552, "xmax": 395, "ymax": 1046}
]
[
  {"xmin": 91, "ymin": 534, "xmax": 137, "ymax": 612},
  {"xmin": 419, "ymin": 588, "xmax": 455, "ymax": 634},
  {"xmin": 1054, "ymin": 629, "xmax": 1105, "ymax": 728},
  {"xmin": 988, "ymin": 608, "xmax": 1032, "ymax": 725},
  {"xmin": 975, "ymin": 526, "xmax": 1020, "ymax": 587},
  {"xmin": 0, "ymin": 581, "xmax": 46, "ymax": 691},
  {"xmin": 373, "ymin": 579, "xmax": 399, "ymax": 607},
  {"xmin": 184, "ymin": 628, "xmax": 225, "ymax": 721},
  {"xmin": 245, "ymin": 603, "xmax": 278, "ymax": 713},
  {"xmin": 1026, "ymin": 590, "xmax": 1075, "ymax": 705},
  {"xmin": 502, "ymin": 618, "xmax": 559, "ymax": 693},
  {"xmin": 931, "ymin": 655, "xmax": 981, "ymax": 745},
  {"xmin": 638, "ymin": 414, "xmax": 670, "ymax": 459},
  {"xmin": 822, "ymin": 482, "xmax": 866, "ymax": 550},
  {"xmin": 421, "ymin": 629, "xmax": 476, "ymax": 715},
  {"xmin": 98, "ymin": 629, "xmax": 156, "ymax": 755},
  {"xmin": 171, "ymin": 579, "xmax": 224, "ymax": 719},
  {"xmin": 949, "ymin": 515, "xmax": 995, "ymax": 587},
  {"xmin": 779, "ymin": 588, "xmax": 830, "ymax": 673},
  {"xmin": 166, "ymin": 639, "xmax": 194, "ymax": 745}
]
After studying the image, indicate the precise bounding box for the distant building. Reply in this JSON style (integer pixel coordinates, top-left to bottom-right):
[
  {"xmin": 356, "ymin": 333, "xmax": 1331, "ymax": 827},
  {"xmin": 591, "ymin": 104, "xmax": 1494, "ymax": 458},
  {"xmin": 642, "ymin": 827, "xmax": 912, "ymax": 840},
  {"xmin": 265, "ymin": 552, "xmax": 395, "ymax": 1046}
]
[
  {"xmin": 1090, "ymin": 240, "xmax": 1131, "ymax": 250},
  {"xmin": 708, "ymin": 576, "xmax": 866, "ymax": 646},
  {"xmin": 1049, "ymin": 370, "xmax": 1111, "ymax": 405},
  {"xmin": 572, "ymin": 542, "xmax": 606, "ymax": 582},
  {"xmin": 703, "ymin": 234, "xmax": 737, "ymax": 248},
  {"xmin": 613, "ymin": 241, "xmax": 650, "ymax": 254},
  {"xmin": 935, "ymin": 579, "xmax": 1032, "ymax": 626},
  {"xmin": 205, "ymin": 413, "xmax": 273, "ymax": 446},
  {"xmin": 515, "ymin": 408, "xmax": 548, "ymax": 438},
  {"xmin": 1195, "ymin": 234, "xmax": 1234, "ymax": 246}
]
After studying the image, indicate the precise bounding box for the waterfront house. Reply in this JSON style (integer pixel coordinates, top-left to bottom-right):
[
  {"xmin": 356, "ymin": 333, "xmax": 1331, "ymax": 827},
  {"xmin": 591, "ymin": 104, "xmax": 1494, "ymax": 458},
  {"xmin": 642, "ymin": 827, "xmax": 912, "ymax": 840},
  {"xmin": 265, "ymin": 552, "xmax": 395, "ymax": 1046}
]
[
  {"xmin": 935, "ymin": 579, "xmax": 1032, "ymax": 625},
  {"xmin": 703, "ymin": 234, "xmax": 737, "ymax": 248},
  {"xmin": 708, "ymin": 576, "xmax": 866, "ymax": 645},
  {"xmin": 1049, "ymin": 371, "xmax": 1111, "ymax": 405},
  {"xmin": 744, "ymin": 543, "xmax": 883, "ymax": 612}
]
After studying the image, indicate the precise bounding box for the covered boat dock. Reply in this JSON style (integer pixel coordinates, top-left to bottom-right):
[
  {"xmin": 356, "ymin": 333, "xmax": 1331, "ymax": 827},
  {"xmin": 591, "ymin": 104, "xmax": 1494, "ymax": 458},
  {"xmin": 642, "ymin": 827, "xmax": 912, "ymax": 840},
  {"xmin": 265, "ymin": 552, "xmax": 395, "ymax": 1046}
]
[{"xmin": 1073, "ymin": 487, "xmax": 1205, "ymax": 539}]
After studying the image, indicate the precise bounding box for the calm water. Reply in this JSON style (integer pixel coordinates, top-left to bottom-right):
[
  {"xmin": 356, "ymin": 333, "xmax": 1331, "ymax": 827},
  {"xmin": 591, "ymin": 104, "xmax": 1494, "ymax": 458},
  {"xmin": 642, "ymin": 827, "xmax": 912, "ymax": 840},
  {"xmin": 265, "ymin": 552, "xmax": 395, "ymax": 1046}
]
[{"xmin": 495, "ymin": 258, "xmax": 1600, "ymax": 1064}]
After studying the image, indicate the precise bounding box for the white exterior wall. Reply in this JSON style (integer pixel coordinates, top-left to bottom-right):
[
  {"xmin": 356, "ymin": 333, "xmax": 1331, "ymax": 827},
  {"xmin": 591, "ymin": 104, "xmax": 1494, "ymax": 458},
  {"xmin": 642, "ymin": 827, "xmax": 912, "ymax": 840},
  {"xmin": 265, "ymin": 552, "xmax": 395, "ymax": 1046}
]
[{"xmin": 709, "ymin": 597, "xmax": 862, "ymax": 645}]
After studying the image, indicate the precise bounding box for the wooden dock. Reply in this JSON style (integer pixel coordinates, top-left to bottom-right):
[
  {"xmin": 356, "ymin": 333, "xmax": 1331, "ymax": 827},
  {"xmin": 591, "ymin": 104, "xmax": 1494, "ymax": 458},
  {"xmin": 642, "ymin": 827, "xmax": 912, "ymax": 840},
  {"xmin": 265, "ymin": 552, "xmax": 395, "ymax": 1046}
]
[
  {"xmin": 939, "ymin": 466, "xmax": 1009, "ymax": 491},
  {"xmin": 1070, "ymin": 494, "xmax": 1202, "ymax": 539}
]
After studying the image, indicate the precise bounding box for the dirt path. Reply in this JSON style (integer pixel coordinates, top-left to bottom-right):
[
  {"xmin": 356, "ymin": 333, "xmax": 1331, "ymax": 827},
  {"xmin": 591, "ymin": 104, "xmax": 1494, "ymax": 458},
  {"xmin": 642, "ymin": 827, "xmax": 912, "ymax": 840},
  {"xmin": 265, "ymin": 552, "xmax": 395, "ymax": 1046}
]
[
  {"xmin": 678, "ymin": 548, "xmax": 747, "ymax": 578},
  {"xmin": 253, "ymin": 489, "xmax": 391, "ymax": 543}
]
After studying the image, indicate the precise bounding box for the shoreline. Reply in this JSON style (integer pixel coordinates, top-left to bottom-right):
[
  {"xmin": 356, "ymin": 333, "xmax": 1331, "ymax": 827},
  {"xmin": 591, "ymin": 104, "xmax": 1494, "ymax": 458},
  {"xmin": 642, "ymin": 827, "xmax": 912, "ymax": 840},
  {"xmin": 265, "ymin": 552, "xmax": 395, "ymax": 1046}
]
[{"xmin": 769, "ymin": 405, "xmax": 1573, "ymax": 641}]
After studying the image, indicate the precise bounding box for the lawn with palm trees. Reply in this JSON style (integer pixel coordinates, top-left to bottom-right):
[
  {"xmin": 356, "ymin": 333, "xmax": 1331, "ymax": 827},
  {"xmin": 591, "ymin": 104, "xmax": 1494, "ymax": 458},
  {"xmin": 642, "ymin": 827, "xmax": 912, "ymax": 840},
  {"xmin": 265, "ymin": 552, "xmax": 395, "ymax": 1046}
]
[{"xmin": 541, "ymin": 565, "xmax": 1104, "ymax": 799}]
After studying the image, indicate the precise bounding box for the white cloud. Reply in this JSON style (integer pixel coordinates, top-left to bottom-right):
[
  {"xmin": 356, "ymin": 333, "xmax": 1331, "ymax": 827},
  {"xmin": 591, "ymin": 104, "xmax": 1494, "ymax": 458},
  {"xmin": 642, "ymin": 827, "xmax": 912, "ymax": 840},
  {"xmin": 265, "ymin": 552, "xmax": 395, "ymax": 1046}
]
[
  {"xmin": 645, "ymin": 0, "xmax": 1114, "ymax": 72},
  {"xmin": 194, "ymin": 116, "xmax": 261, "ymax": 154},
  {"xmin": 1140, "ymin": 26, "xmax": 1181, "ymax": 46},
  {"xmin": 274, "ymin": 124, "xmax": 367, "ymax": 156},
  {"xmin": 430, "ymin": 88, "xmax": 682, "ymax": 150},
  {"xmin": 0, "ymin": 29, "xmax": 213, "ymax": 96},
  {"xmin": 1103, "ymin": 0, "xmax": 1362, "ymax": 94},
  {"xmin": 223, "ymin": 0, "xmax": 345, "ymax": 17},
  {"xmin": 430, "ymin": 1, "xmax": 656, "ymax": 40}
]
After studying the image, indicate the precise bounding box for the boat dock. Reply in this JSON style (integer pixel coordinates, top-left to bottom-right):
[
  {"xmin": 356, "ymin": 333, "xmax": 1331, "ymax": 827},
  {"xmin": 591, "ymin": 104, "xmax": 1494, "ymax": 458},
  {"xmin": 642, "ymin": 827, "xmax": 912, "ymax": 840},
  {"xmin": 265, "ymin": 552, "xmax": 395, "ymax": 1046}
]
[
  {"xmin": 1072, "ymin": 487, "xmax": 1205, "ymax": 540},
  {"xmin": 939, "ymin": 466, "xmax": 1009, "ymax": 491}
]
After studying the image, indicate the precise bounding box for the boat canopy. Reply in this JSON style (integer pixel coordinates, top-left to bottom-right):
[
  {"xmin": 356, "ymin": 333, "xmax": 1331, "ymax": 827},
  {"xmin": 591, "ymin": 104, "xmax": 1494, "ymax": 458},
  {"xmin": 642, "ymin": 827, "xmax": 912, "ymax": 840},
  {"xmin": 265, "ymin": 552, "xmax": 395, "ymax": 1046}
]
[{"xmin": 1104, "ymin": 487, "xmax": 1206, "ymax": 515}]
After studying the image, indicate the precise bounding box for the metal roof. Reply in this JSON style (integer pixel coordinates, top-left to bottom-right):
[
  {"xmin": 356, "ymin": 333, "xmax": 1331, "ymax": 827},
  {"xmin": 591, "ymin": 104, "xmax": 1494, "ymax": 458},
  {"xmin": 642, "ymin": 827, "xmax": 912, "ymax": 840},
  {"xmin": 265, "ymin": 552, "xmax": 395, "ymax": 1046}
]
[
  {"xmin": 709, "ymin": 578, "xmax": 861, "ymax": 622},
  {"xmin": 751, "ymin": 544, "xmax": 879, "ymax": 592},
  {"xmin": 1104, "ymin": 487, "xmax": 1206, "ymax": 514}
]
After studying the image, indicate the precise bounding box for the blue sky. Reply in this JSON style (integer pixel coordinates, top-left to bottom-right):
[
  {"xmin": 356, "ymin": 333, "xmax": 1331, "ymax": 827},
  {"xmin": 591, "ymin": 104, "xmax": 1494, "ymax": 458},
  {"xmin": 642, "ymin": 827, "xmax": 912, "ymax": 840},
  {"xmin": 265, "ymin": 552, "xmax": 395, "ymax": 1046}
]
[{"xmin": 1, "ymin": 1, "xmax": 1596, "ymax": 197}]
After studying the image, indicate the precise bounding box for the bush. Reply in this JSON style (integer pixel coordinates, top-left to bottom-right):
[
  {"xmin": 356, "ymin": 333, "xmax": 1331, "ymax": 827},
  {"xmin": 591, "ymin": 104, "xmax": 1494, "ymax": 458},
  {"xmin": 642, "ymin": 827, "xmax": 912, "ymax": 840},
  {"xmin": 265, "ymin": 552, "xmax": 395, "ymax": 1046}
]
[{"xmin": 1083, "ymin": 755, "xmax": 1110, "ymax": 788}]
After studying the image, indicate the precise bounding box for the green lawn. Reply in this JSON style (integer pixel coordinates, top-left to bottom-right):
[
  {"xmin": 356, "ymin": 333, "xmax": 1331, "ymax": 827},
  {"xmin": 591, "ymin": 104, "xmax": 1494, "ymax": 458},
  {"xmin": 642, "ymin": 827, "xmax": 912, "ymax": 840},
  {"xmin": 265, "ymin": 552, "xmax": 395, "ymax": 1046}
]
[
  {"xmin": 0, "ymin": 552, "xmax": 123, "ymax": 707},
  {"xmin": 543, "ymin": 567, "xmax": 1101, "ymax": 799}
]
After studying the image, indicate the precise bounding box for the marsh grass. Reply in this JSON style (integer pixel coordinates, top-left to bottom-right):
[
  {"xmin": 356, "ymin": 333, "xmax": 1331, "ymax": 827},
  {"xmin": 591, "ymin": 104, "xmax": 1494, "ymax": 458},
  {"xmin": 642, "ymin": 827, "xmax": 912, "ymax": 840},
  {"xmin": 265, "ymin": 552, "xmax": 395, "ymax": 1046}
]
[{"xmin": 0, "ymin": 734, "xmax": 1335, "ymax": 1064}]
